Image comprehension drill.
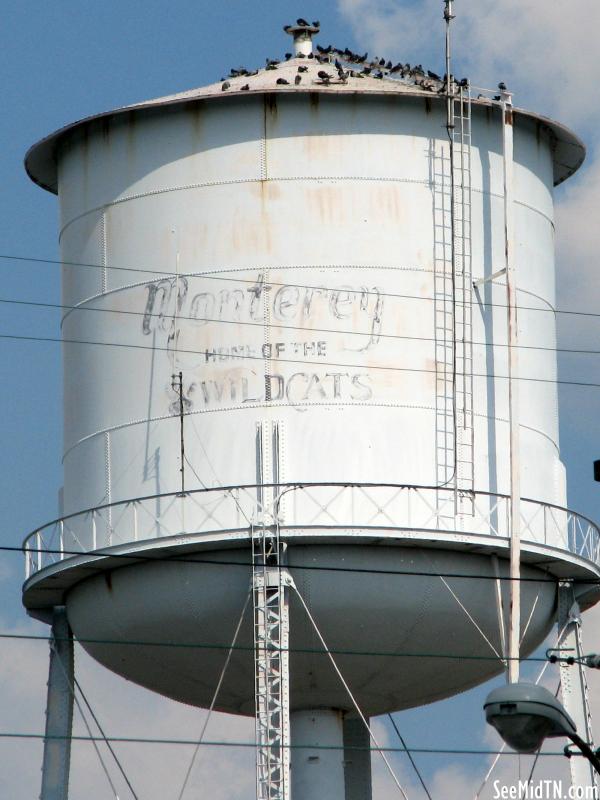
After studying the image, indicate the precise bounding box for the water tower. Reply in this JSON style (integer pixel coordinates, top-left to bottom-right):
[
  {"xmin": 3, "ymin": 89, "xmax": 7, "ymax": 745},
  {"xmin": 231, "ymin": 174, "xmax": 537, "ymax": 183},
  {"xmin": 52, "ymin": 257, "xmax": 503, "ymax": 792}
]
[{"xmin": 22, "ymin": 11, "xmax": 600, "ymax": 799}]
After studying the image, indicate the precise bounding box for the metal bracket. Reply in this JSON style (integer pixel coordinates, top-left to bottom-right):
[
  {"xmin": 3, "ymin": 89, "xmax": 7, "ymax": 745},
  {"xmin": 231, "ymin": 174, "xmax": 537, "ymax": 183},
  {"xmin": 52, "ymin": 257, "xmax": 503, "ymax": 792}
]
[{"xmin": 473, "ymin": 268, "xmax": 506, "ymax": 288}]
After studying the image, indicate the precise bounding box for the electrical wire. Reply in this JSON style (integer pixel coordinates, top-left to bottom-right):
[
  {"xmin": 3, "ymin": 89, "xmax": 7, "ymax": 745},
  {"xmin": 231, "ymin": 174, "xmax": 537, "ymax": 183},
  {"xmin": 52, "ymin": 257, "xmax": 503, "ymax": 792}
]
[
  {"xmin": 0, "ymin": 631, "xmax": 569, "ymax": 663},
  {"xmin": 5, "ymin": 294, "xmax": 600, "ymax": 357},
  {"xmin": 2, "ymin": 251, "xmax": 600, "ymax": 320},
  {"xmin": 0, "ymin": 731, "xmax": 575, "ymax": 757},
  {"xmin": 2, "ymin": 329, "xmax": 600, "ymax": 390}
]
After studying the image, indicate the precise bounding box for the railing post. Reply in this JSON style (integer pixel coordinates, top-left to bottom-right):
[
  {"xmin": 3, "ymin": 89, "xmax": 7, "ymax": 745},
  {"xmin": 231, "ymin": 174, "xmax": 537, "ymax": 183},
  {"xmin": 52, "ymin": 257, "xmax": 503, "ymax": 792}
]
[
  {"xmin": 25, "ymin": 541, "xmax": 31, "ymax": 579},
  {"xmin": 37, "ymin": 532, "xmax": 42, "ymax": 572},
  {"xmin": 543, "ymin": 503, "xmax": 547, "ymax": 545},
  {"xmin": 59, "ymin": 521, "xmax": 64, "ymax": 559},
  {"xmin": 91, "ymin": 512, "xmax": 97, "ymax": 551}
]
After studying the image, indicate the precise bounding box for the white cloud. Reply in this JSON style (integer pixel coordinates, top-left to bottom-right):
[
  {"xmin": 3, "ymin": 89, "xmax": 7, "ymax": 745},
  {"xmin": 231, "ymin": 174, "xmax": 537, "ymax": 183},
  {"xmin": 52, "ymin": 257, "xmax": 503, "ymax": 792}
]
[{"xmin": 337, "ymin": 0, "xmax": 600, "ymax": 128}]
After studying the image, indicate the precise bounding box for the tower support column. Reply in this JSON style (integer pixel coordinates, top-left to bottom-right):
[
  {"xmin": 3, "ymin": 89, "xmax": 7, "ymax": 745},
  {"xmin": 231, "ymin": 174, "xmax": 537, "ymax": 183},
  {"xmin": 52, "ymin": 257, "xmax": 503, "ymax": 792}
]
[
  {"xmin": 343, "ymin": 716, "xmax": 373, "ymax": 800},
  {"xmin": 40, "ymin": 606, "xmax": 74, "ymax": 800},
  {"xmin": 291, "ymin": 709, "xmax": 346, "ymax": 800}
]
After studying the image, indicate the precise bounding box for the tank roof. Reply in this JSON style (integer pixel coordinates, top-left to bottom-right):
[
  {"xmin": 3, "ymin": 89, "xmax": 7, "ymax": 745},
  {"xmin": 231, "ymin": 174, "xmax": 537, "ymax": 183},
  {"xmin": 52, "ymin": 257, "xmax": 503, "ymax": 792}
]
[{"xmin": 25, "ymin": 43, "xmax": 585, "ymax": 194}]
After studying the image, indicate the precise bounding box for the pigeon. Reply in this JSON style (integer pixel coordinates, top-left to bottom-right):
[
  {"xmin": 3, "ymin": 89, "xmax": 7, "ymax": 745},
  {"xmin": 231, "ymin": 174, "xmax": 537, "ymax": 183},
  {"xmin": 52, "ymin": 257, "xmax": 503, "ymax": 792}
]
[
  {"xmin": 298, "ymin": 65, "xmax": 308, "ymax": 72},
  {"xmin": 498, "ymin": 81, "xmax": 507, "ymax": 91},
  {"xmin": 386, "ymin": 60, "xmax": 392, "ymax": 70},
  {"xmin": 493, "ymin": 95, "xmax": 501, "ymax": 101},
  {"xmin": 285, "ymin": 52, "xmax": 293, "ymax": 60},
  {"xmin": 307, "ymin": 52, "xmax": 314, "ymax": 59},
  {"xmin": 317, "ymin": 45, "xmax": 326, "ymax": 53},
  {"xmin": 276, "ymin": 78, "xmax": 290, "ymax": 85},
  {"xmin": 297, "ymin": 17, "xmax": 309, "ymax": 26},
  {"xmin": 295, "ymin": 74, "xmax": 302, "ymax": 85},
  {"xmin": 240, "ymin": 84, "xmax": 250, "ymax": 91},
  {"xmin": 428, "ymin": 70, "xmax": 441, "ymax": 81},
  {"xmin": 318, "ymin": 70, "xmax": 332, "ymax": 83},
  {"xmin": 312, "ymin": 20, "xmax": 320, "ymax": 27},
  {"xmin": 266, "ymin": 64, "xmax": 278, "ymax": 71},
  {"xmin": 221, "ymin": 81, "xmax": 231, "ymax": 91}
]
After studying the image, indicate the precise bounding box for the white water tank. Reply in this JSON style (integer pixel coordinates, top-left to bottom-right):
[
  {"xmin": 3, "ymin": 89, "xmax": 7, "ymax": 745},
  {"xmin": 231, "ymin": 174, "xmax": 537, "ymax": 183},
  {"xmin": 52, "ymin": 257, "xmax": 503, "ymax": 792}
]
[{"xmin": 23, "ymin": 42, "xmax": 599, "ymax": 716}]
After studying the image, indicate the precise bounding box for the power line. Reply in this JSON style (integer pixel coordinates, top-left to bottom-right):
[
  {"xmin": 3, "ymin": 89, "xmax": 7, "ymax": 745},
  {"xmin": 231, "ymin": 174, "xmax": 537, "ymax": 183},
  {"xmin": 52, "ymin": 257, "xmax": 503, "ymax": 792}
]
[
  {"xmin": 1, "ymin": 251, "xmax": 599, "ymax": 320},
  {"xmin": 2, "ymin": 294, "xmax": 600, "ymax": 357},
  {"xmin": 0, "ymin": 731, "xmax": 573, "ymax": 757},
  {"xmin": 0, "ymin": 631, "xmax": 579, "ymax": 665},
  {"xmin": 2, "ymin": 329, "xmax": 600, "ymax": 390}
]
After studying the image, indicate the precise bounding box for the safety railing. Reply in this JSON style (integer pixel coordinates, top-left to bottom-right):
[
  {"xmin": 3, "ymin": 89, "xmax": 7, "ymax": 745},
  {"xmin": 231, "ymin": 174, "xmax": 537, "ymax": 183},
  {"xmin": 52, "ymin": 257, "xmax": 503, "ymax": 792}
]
[{"xmin": 23, "ymin": 483, "xmax": 600, "ymax": 579}]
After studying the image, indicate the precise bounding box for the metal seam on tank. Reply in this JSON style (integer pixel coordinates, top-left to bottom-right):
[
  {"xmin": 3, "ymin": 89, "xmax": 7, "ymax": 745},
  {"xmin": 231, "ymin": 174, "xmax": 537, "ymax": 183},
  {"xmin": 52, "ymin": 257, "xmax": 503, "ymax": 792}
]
[
  {"xmin": 61, "ymin": 404, "xmax": 560, "ymax": 463},
  {"xmin": 57, "ymin": 178, "xmax": 554, "ymax": 241},
  {"xmin": 104, "ymin": 431, "xmax": 112, "ymax": 525},
  {"xmin": 100, "ymin": 211, "xmax": 107, "ymax": 294},
  {"xmin": 58, "ymin": 177, "xmax": 432, "ymax": 240}
]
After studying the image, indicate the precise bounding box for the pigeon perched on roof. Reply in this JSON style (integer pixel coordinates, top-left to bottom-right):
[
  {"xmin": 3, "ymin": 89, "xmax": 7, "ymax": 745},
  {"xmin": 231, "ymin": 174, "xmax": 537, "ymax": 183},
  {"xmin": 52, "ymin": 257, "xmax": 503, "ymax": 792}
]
[
  {"xmin": 498, "ymin": 81, "xmax": 507, "ymax": 91},
  {"xmin": 221, "ymin": 81, "xmax": 230, "ymax": 91},
  {"xmin": 297, "ymin": 17, "xmax": 309, "ymax": 26},
  {"xmin": 295, "ymin": 75, "xmax": 302, "ymax": 85},
  {"xmin": 276, "ymin": 78, "xmax": 290, "ymax": 85}
]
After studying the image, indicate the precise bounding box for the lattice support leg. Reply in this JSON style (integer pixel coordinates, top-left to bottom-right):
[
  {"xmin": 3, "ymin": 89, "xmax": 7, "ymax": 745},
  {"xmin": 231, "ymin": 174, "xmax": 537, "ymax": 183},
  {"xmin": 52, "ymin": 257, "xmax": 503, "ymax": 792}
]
[{"xmin": 557, "ymin": 582, "xmax": 597, "ymax": 791}]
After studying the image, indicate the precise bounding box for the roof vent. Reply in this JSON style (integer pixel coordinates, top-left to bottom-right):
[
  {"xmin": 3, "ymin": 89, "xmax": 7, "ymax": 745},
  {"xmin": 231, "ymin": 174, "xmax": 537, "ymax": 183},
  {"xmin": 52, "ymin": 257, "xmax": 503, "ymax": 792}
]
[{"xmin": 284, "ymin": 19, "xmax": 320, "ymax": 56}]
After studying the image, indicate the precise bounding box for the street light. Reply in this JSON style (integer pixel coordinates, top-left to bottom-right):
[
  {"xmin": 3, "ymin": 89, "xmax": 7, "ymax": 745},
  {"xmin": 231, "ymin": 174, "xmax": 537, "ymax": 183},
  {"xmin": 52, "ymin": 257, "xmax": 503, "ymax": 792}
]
[{"xmin": 484, "ymin": 682, "xmax": 600, "ymax": 774}]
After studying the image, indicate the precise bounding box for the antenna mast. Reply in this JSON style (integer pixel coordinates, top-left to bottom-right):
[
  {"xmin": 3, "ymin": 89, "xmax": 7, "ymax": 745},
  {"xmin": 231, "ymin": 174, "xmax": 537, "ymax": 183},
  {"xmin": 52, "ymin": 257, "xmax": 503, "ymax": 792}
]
[{"xmin": 444, "ymin": 0, "xmax": 455, "ymax": 127}]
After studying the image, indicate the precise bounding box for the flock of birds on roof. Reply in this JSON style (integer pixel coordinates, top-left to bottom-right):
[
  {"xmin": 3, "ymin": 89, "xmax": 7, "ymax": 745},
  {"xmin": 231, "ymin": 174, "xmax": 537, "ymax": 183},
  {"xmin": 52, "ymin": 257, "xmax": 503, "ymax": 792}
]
[{"xmin": 219, "ymin": 18, "xmax": 507, "ymax": 98}]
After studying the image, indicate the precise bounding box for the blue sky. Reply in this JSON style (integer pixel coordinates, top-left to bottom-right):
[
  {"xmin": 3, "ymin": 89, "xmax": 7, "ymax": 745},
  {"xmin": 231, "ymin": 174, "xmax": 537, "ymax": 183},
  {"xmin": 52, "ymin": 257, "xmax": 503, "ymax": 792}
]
[{"xmin": 2, "ymin": 2, "xmax": 600, "ymax": 797}]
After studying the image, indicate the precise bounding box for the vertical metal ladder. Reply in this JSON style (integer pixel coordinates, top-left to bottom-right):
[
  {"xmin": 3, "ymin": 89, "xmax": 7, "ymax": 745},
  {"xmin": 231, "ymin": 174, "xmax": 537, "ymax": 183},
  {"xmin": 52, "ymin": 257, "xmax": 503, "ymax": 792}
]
[
  {"xmin": 433, "ymin": 84, "xmax": 474, "ymax": 519},
  {"xmin": 252, "ymin": 422, "xmax": 291, "ymax": 800},
  {"xmin": 451, "ymin": 84, "xmax": 475, "ymax": 516},
  {"xmin": 432, "ymin": 131, "xmax": 455, "ymax": 507}
]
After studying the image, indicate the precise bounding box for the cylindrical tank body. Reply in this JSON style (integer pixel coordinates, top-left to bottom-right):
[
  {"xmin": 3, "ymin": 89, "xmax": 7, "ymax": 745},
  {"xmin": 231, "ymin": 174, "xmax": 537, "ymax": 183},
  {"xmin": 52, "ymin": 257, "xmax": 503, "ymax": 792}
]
[
  {"xmin": 55, "ymin": 92, "xmax": 563, "ymax": 519},
  {"xmin": 23, "ymin": 67, "xmax": 592, "ymax": 714}
]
